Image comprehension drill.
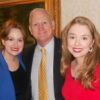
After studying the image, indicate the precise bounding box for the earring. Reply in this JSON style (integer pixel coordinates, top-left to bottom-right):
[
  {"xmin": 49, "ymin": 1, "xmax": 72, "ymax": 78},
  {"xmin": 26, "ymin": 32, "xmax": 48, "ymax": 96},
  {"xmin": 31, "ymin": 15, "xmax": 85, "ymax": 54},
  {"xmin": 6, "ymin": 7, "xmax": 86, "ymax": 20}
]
[{"xmin": 89, "ymin": 46, "xmax": 93, "ymax": 53}]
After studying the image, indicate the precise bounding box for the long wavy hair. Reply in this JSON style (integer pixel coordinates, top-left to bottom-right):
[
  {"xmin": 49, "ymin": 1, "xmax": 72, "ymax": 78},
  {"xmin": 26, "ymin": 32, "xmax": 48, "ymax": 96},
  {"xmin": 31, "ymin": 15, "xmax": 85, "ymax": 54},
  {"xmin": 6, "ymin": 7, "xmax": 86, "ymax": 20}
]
[{"xmin": 60, "ymin": 16, "xmax": 100, "ymax": 89}]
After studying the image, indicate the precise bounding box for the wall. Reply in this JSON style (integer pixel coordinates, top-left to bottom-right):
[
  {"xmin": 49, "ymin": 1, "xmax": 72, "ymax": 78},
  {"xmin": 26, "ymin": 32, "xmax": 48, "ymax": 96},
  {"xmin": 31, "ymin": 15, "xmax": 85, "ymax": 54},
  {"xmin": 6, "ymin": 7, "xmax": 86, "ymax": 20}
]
[{"xmin": 61, "ymin": 0, "xmax": 100, "ymax": 33}]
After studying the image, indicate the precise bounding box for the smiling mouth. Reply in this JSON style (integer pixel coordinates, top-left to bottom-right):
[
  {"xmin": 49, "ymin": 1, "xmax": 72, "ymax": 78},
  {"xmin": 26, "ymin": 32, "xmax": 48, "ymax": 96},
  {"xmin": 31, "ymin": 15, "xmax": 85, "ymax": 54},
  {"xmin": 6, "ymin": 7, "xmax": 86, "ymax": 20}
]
[
  {"xmin": 73, "ymin": 48, "xmax": 82, "ymax": 53},
  {"xmin": 12, "ymin": 48, "xmax": 19, "ymax": 51}
]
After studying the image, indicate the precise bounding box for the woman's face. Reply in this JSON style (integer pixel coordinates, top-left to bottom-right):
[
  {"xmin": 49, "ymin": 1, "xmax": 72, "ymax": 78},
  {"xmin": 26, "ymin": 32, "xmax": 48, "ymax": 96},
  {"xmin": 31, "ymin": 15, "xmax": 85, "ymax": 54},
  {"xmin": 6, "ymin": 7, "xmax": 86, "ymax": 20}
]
[
  {"xmin": 2, "ymin": 28, "xmax": 24, "ymax": 56},
  {"xmin": 67, "ymin": 24, "xmax": 94, "ymax": 60}
]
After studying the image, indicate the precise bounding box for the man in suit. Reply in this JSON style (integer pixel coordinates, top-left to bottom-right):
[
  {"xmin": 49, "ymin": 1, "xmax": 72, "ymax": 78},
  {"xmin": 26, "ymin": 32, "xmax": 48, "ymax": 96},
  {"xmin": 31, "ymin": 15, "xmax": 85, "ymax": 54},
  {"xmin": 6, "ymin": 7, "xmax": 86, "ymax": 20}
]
[{"xmin": 23, "ymin": 8, "xmax": 64, "ymax": 100}]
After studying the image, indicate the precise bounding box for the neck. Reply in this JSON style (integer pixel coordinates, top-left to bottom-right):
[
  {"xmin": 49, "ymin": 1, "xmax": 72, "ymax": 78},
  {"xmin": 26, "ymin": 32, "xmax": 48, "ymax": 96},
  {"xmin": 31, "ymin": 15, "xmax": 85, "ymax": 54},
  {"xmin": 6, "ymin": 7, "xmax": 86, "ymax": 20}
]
[
  {"xmin": 75, "ymin": 57, "xmax": 84, "ymax": 66},
  {"xmin": 71, "ymin": 59, "xmax": 84, "ymax": 79},
  {"xmin": 2, "ymin": 50, "xmax": 19, "ymax": 72},
  {"xmin": 2, "ymin": 50, "xmax": 16, "ymax": 61}
]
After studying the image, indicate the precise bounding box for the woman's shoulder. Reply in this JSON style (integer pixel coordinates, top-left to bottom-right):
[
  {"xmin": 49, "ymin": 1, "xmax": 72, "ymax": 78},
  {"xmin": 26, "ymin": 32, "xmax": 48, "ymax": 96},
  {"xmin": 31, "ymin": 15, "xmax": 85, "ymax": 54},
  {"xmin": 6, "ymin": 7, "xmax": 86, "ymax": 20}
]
[
  {"xmin": 92, "ymin": 63, "xmax": 100, "ymax": 88},
  {"xmin": 95, "ymin": 63, "xmax": 100, "ymax": 76},
  {"xmin": 95, "ymin": 63, "xmax": 100, "ymax": 69}
]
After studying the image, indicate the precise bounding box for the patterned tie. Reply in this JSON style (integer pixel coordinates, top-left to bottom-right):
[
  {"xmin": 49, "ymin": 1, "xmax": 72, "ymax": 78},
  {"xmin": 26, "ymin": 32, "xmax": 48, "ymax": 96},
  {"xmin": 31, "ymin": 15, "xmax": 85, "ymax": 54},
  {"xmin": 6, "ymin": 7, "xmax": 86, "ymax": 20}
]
[{"xmin": 38, "ymin": 48, "xmax": 48, "ymax": 100}]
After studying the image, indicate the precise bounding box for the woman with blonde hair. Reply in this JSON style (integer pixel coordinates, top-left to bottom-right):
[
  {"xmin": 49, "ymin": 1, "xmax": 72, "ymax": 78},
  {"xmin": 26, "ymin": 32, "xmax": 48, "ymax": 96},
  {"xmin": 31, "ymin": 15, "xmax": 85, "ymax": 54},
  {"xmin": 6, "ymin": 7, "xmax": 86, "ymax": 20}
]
[{"xmin": 61, "ymin": 16, "xmax": 100, "ymax": 100}]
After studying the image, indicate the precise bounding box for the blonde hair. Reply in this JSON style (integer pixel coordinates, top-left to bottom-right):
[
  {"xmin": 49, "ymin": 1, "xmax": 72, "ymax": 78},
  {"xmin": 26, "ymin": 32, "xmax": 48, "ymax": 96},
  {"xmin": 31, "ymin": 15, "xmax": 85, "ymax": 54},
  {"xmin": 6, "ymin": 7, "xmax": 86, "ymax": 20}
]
[
  {"xmin": 61, "ymin": 16, "xmax": 100, "ymax": 89},
  {"xmin": 29, "ymin": 8, "xmax": 53, "ymax": 25}
]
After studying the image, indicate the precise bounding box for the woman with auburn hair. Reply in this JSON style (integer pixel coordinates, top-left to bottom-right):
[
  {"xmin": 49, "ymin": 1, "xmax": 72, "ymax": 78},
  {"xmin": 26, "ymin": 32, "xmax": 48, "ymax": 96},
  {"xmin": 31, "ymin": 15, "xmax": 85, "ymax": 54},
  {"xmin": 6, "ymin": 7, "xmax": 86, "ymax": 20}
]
[
  {"xmin": 0, "ymin": 19, "xmax": 27, "ymax": 100},
  {"xmin": 61, "ymin": 16, "xmax": 100, "ymax": 100}
]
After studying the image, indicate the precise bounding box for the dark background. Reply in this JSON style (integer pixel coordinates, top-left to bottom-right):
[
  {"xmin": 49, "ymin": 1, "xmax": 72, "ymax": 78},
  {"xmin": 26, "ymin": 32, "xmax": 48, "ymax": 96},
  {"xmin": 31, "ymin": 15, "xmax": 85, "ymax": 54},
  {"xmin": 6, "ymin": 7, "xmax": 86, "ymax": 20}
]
[{"xmin": 0, "ymin": 2, "xmax": 44, "ymax": 47}]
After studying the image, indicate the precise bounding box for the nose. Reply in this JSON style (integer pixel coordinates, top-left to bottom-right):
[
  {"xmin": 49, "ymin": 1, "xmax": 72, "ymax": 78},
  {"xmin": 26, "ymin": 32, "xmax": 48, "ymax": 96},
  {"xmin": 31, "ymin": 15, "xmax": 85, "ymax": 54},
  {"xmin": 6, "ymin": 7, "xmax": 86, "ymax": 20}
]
[
  {"xmin": 75, "ymin": 38, "xmax": 80, "ymax": 46},
  {"xmin": 38, "ymin": 23, "xmax": 44, "ymax": 31},
  {"xmin": 13, "ymin": 40, "xmax": 19, "ymax": 47}
]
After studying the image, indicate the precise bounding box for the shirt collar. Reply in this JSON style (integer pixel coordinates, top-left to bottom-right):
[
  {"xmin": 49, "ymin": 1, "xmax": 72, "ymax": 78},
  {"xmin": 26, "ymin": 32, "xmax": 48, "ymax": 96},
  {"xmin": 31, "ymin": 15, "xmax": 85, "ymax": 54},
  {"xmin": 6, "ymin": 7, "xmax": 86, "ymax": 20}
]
[{"xmin": 37, "ymin": 37, "xmax": 54, "ymax": 53}]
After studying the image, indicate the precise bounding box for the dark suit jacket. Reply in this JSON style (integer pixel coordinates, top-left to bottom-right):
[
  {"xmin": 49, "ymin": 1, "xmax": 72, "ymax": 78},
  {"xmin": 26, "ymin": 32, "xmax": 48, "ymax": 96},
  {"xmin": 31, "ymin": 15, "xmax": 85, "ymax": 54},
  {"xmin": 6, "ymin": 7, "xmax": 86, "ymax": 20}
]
[{"xmin": 22, "ymin": 37, "xmax": 64, "ymax": 100}]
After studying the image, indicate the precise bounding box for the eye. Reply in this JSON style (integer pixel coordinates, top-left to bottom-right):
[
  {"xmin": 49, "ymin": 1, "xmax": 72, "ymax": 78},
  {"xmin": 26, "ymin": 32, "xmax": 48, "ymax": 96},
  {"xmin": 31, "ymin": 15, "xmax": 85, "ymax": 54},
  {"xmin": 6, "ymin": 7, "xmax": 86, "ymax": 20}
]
[
  {"xmin": 43, "ymin": 21, "xmax": 48, "ymax": 25},
  {"xmin": 33, "ymin": 23, "xmax": 38, "ymax": 27},
  {"xmin": 18, "ymin": 39, "xmax": 24, "ymax": 42},
  {"xmin": 68, "ymin": 35, "xmax": 75, "ymax": 39},
  {"xmin": 7, "ymin": 37, "xmax": 14, "ymax": 41},
  {"xmin": 82, "ymin": 36, "xmax": 88, "ymax": 40}
]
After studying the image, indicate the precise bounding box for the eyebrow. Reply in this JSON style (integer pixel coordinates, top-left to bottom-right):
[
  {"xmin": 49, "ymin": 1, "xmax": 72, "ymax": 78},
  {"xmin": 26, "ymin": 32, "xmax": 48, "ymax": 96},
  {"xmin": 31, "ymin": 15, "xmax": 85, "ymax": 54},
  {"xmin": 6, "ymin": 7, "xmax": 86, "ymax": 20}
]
[
  {"xmin": 68, "ymin": 32, "xmax": 90, "ymax": 36},
  {"xmin": 68, "ymin": 33, "xmax": 75, "ymax": 35}
]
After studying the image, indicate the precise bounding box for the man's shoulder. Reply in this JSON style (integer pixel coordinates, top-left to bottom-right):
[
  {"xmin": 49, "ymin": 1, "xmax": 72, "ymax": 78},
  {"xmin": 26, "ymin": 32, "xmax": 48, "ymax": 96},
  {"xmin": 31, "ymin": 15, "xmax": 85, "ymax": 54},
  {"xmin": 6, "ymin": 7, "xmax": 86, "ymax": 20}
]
[
  {"xmin": 24, "ymin": 44, "xmax": 36, "ymax": 51},
  {"xmin": 54, "ymin": 37, "xmax": 61, "ymax": 47},
  {"xmin": 54, "ymin": 36, "xmax": 61, "ymax": 41},
  {"xmin": 54, "ymin": 36, "xmax": 61, "ymax": 44},
  {"xmin": 22, "ymin": 44, "xmax": 36, "ymax": 56}
]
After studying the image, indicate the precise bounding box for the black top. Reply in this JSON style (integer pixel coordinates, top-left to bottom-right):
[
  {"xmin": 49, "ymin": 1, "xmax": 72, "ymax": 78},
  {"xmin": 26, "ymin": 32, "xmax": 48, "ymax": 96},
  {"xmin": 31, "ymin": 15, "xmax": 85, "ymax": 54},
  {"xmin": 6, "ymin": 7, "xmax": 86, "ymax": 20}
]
[{"xmin": 10, "ymin": 65, "xmax": 27, "ymax": 100}]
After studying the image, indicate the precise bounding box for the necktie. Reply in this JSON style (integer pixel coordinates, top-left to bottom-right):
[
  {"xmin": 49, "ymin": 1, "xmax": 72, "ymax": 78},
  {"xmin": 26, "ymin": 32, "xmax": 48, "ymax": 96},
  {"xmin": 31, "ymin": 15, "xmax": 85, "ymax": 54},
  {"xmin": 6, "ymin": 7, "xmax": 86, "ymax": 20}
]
[{"xmin": 38, "ymin": 48, "xmax": 48, "ymax": 100}]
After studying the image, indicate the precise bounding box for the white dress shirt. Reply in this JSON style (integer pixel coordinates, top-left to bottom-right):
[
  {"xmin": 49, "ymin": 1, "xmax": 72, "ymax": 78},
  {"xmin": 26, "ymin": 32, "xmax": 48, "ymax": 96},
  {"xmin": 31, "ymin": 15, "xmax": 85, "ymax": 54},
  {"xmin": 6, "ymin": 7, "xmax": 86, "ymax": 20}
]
[{"xmin": 31, "ymin": 37, "xmax": 55, "ymax": 100}]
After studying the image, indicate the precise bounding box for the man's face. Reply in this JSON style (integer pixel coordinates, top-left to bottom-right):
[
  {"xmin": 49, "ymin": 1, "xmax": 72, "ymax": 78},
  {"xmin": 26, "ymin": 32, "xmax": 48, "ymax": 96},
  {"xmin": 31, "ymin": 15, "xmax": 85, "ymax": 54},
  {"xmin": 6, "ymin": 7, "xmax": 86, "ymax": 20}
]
[{"xmin": 29, "ymin": 10, "xmax": 55, "ymax": 46}]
